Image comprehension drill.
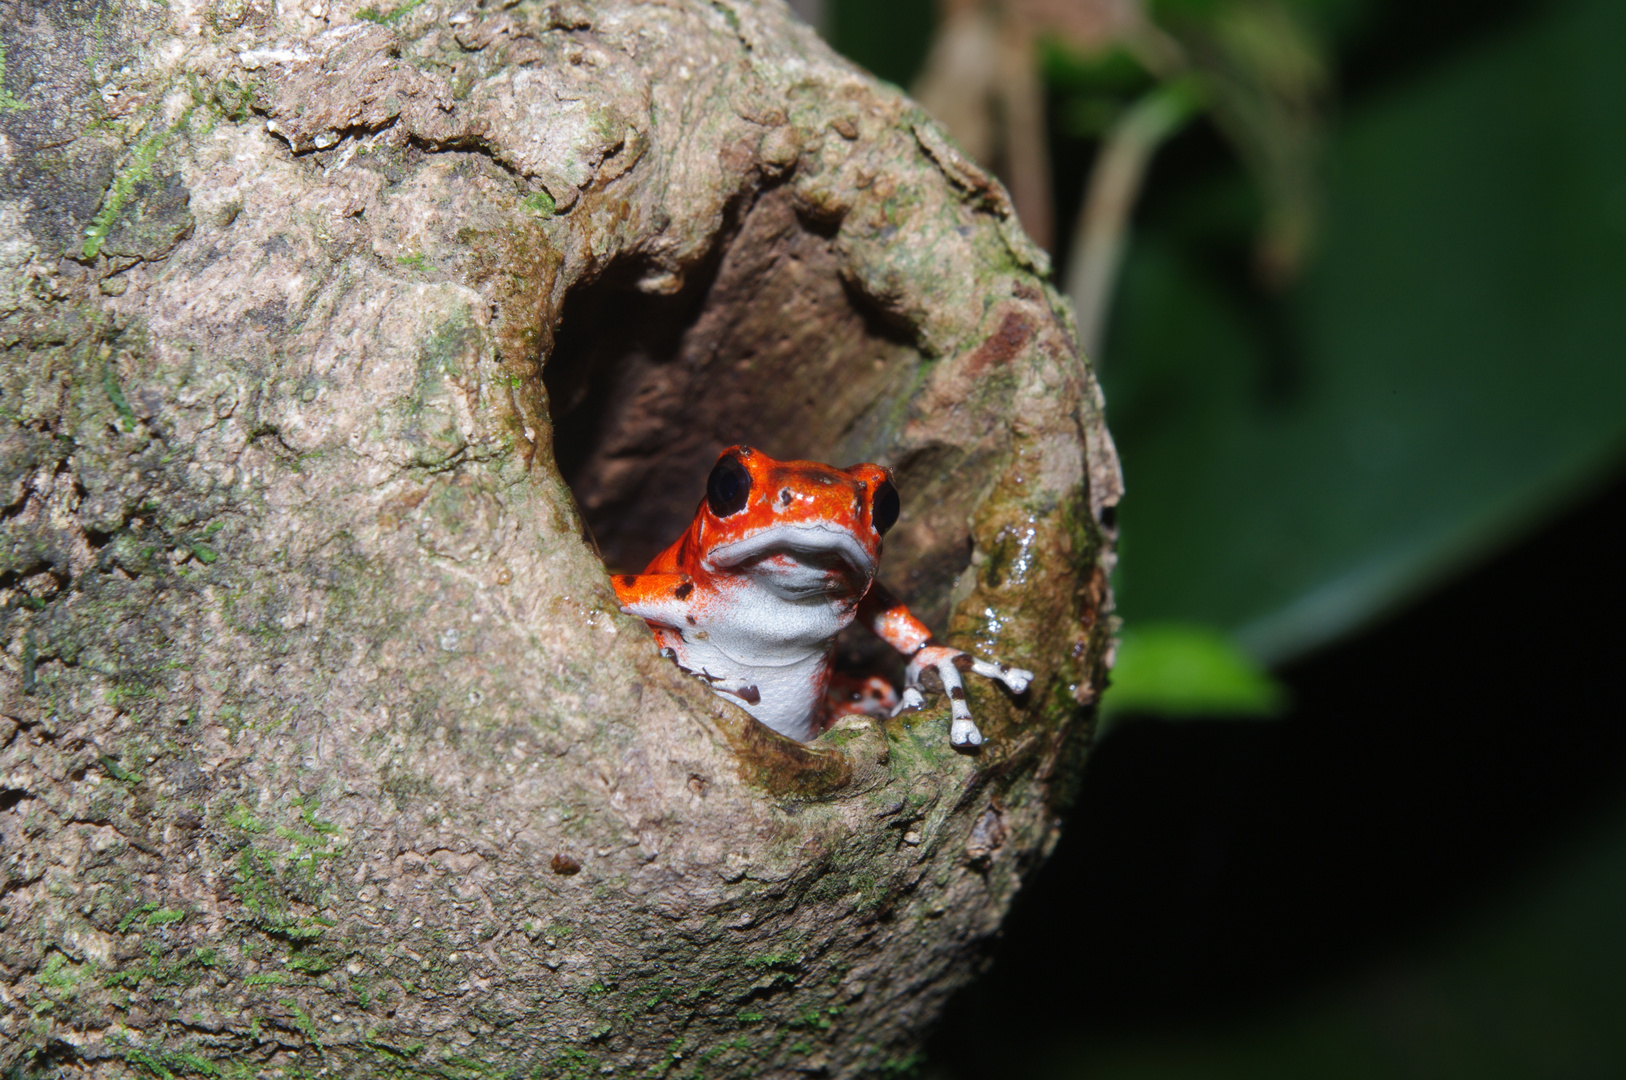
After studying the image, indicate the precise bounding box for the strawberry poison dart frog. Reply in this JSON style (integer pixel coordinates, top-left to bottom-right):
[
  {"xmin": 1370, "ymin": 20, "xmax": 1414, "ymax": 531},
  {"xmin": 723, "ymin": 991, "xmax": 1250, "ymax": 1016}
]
[{"xmin": 611, "ymin": 446, "xmax": 1034, "ymax": 748}]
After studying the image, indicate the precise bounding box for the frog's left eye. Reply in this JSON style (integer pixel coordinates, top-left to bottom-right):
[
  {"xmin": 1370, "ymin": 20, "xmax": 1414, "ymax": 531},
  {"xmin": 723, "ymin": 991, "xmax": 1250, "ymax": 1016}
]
[
  {"xmin": 871, "ymin": 479, "xmax": 899, "ymax": 535},
  {"xmin": 707, "ymin": 454, "xmax": 753, "ymax": 517}
]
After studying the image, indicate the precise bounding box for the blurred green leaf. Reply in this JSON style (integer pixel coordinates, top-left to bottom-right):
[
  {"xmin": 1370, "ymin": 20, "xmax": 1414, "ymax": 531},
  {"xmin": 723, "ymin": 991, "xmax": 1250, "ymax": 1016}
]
[
  {"xmin": 1107, "ymin": 0, "xmax": 1626, "ymax": 663},
  {"xmin": 1103, "ymin": 622, "xmax": 1287, "ymax": 723}
]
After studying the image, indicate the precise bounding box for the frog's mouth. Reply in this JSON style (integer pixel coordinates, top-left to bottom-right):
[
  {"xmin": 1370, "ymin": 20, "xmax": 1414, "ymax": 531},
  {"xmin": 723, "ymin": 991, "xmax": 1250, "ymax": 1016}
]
[{"xmin": 705, "ymin": 524, "xmax": 877, "ymax": 599}]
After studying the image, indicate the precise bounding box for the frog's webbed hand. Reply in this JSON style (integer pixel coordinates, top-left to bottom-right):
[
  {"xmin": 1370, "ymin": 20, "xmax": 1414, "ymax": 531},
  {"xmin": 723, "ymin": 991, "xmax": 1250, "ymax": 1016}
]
[
  {"xmin": 860, "ymin": 584, "xmax": 1034, "ymax": 749},
  {"xmin": 894, "ymin": 646, "xmax": 1033, "ymax": 747}
]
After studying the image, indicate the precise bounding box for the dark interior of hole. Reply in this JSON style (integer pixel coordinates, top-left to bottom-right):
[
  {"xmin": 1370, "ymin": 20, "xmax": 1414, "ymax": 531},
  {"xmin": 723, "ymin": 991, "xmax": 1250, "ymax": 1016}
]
[
  {"xmin": 547, "ymin": 285, "xmax": 920, "ymax": 561},
  {"xmin": 545, "ymin": 262, "xmax": 718, "ymax": 574},
  {"xmin": 544, "ymin": 191, "xmax": 939, "ymax": 586},
  {"xmin": 545, "ymin": 265, "xmax": 712, "ymax": 569}
]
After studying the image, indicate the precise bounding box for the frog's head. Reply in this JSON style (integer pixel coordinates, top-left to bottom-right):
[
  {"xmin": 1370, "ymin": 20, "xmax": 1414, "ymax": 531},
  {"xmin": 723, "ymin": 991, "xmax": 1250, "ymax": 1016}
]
[{"xmin": 693, "ymin": 445, "xmax": 898, "ymax": 600}]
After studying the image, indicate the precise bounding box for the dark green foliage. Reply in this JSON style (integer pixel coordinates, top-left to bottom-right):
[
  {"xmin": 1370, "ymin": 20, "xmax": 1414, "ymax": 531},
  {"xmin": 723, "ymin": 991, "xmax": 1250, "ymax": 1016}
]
[{"xmin": 1106, "ymin": 0, "xmax": 1626, "ymax": 661}]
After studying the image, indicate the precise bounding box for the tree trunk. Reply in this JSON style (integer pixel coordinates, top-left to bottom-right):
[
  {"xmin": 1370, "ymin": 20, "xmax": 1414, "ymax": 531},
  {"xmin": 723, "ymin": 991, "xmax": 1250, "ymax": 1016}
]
[{"xmin": 0, "ymin": 0, "xmax": 1120, "ymax": 1075}]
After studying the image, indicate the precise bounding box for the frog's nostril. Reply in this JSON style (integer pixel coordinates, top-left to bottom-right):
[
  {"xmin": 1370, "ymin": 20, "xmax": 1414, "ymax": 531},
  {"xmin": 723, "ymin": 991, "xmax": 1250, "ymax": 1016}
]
[{"xmin": 780, "ymin": 488, "xmax": 794, "ymax": 507}]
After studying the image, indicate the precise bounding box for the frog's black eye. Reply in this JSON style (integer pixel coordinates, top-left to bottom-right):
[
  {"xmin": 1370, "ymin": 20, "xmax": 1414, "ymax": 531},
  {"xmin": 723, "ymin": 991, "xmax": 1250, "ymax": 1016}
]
[
  {"xmin": 871, "ymin": 479, "xmax": 900, "ymax": 535},
  {"xmin": 706, "ymin": 454, "xmax": 753, "ymax": 517}
]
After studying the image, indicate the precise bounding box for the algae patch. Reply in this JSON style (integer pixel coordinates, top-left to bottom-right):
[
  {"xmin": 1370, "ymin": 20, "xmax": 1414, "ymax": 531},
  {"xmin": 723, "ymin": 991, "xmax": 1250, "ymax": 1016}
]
[
  {"xmin": 81, "ymin": 106, "xmax": 196, "ymax": 260},
  {"xmin": 0, "ymin": 39, "xmax": 27, "ymax": 112}
]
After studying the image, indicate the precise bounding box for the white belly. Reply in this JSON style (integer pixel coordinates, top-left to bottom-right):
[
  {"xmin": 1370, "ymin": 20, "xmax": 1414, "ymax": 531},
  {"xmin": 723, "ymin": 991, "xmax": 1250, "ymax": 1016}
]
[{"xmin": 662, "ymin": 581, "xmax": 854, "ymax": 742}]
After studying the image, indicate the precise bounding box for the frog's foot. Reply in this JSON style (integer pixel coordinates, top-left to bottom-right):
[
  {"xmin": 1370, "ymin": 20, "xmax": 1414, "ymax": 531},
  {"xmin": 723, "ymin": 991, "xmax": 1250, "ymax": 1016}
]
[
  {"xmin": 827, "ymin": 673, "xmax": 900, "ymax": 719},
  {"xmin": 891, "ymin": 645, "xmax": 1035, "ymax": 749},
  {"xmin": 967, "ymin": 656, "xmax": 1033, "ymax": 695}
]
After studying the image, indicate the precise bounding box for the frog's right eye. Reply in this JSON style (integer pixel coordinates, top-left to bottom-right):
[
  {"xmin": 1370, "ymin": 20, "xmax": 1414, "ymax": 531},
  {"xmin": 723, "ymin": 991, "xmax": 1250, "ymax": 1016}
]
[
  {"xmin": 707, "ymin": 454, "xmax": 753, "ymax": 517},
  {"xmin": 871, "ymin": 479, "xmax": 899, "ymax": 535}
]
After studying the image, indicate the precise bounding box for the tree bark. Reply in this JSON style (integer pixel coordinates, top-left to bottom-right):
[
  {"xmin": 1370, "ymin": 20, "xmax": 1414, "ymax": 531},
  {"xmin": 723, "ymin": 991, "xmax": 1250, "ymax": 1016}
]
[{"xmin": 0, "ymin": 0, "xmax": 1120, "ymax": 1075}]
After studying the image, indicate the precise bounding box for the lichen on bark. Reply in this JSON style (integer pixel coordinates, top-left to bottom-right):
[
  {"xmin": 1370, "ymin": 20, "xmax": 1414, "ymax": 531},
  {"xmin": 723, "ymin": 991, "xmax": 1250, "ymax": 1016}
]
[{"xmin": 0, "ymin": 1, "xmax": 1120, "ymax": 1076}]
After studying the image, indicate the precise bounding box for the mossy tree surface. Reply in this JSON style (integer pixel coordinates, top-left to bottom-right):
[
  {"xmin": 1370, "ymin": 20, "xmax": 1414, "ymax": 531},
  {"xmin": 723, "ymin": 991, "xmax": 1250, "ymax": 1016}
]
[{"xmin": 0, "ymin": 1, "xmax": 1119, "ymax": 1076}]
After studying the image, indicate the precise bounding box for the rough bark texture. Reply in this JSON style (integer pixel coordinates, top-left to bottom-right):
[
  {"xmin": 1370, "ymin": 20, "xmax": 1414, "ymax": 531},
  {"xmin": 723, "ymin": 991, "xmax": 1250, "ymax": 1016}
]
[{"xmin": 0, "ymin": 0, "xmax": 1120, "ymax": 1076}]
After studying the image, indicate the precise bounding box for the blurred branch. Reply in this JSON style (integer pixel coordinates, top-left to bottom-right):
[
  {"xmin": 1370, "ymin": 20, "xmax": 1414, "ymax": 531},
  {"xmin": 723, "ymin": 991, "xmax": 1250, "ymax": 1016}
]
[
  {"xmin": 914, "ymin": 7, "xmax": 1002, "ymax": 165},
  {"xmin": 1169, "ymin": 0, "xmax": 1326, "ymax": 288},
  {"xmin": 1065, "ymin": 79, "xmax": 1201, "ymax": 361},
  {"xmin": 915, "ymin": 4, "xmax": 1055, "ymax": 248},
  {"xmin": 787, "ymin": 0, "xmax": 826, "ymax": 34},
  {"xmin": 995, "ymin": 17, "xmax": 1055, "ymax": 251},
  {"xmin": 911, "ymin": 0, "xmax": 1326, "ymax": 361},
  {"xmin": 915, "ymin": 0, "xmax": 1145, "ymax": 252}
]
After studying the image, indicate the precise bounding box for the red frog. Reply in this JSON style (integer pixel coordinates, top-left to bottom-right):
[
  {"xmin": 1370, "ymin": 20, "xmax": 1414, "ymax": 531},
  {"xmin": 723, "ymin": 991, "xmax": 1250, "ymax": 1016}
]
[{"xmin": 612, "ymin": 446, "xmax": 1033, "ymax": 747}]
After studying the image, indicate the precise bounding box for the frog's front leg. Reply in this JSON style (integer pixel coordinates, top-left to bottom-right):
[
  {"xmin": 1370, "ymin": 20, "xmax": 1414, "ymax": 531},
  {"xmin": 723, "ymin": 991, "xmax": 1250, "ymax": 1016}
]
[
  {"xmin": 612, "ymin": 572, "xmax": 697, "ymax": 627},
  {"xmin": 859, "ymin": 583, "xmax": 1034, "ymax": 748},
  {"xmin": 614, "ymin": 573, "xmax": 769, "ymax": 705}
]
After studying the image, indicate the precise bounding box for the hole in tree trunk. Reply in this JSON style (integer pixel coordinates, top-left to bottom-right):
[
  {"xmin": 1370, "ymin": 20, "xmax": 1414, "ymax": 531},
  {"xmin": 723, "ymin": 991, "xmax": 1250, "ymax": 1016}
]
[{"xmin": 546, "ymin": 188, "xmax": 930, "ymax": 584}]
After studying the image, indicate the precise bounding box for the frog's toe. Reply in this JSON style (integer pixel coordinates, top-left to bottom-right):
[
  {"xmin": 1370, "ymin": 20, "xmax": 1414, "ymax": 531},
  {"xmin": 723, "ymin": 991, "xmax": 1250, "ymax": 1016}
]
[
  {"xmin": 891, "ymin": 687, "xmax": 926, "ymax": 716},
  {"xmin": 950, "ymin": 717, "xmax": 984, "ymax": 747},
  {"xmin": 970, "ymin": 657, "xmax": 1032, "ymax": 694},
  {"xmin": 1009, "ymin": 668, "xmax": 1034, "ymax": 693}
]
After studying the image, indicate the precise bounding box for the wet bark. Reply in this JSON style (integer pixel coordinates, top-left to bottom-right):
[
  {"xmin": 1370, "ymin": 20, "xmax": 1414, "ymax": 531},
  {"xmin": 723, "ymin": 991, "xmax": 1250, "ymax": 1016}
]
[{"xmin": 0, "ymin": 0, "xmax": 1119, "ymax": 1075}]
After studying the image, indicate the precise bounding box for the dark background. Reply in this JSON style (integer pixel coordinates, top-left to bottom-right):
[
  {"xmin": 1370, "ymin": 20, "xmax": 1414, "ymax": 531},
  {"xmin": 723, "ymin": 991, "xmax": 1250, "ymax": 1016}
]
[
  {"xmin": 816, "ymin": 0, "xmax": 1626, "ymax": 1074},
  {"xmin": 930, "ymin": 461, "xmax": 1626, "ymax": 1079}
]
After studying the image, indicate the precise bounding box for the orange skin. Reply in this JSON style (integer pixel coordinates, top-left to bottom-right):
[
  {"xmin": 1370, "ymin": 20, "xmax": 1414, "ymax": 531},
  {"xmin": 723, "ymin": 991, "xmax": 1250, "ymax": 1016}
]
[{"xmin": 612, "ymin": 446, "xmax": 1033, "ymax": 746}]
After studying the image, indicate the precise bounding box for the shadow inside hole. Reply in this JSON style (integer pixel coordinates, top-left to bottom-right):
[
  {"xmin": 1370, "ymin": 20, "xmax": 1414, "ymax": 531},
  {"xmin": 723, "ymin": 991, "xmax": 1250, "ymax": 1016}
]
[
  {"xmin": 545, "ymin": 188, "xmax": 940, "ymax": 595},
  {"xmin": 545, "ymin": 261, "xmax": 711, "ymax": 575}
]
